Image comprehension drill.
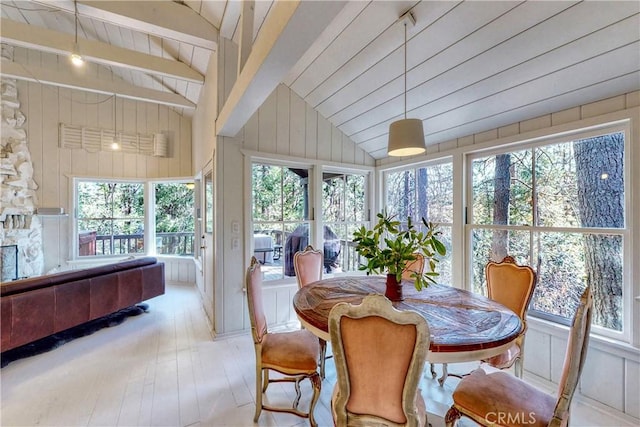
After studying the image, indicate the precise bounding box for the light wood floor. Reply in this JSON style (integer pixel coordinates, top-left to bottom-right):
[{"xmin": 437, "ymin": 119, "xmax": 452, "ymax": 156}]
[{"xmin": 0, "ymin": 284, "xmax": 632, "ymax": 427}]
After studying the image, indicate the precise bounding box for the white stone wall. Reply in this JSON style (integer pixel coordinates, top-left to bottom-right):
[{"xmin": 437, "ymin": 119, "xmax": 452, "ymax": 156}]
[{"xmin": 1, "ymin": 44, "xmax": 43, "ymax": 279}]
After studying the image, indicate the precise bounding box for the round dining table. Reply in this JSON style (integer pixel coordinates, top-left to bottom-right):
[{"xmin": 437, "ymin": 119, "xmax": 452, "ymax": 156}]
[{"xmin": 292, "ymin": 276, "xmax": 523, "ymax": 364}]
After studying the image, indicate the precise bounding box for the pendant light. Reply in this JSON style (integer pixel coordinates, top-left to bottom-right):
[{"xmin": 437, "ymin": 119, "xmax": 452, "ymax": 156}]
[
  {"xmin": 70, "ymin": 0, "xmax": 84, "ymax": 67},
  {"xmin": 387, "ymin": 11, "xmax": 425, "ymax": 157},
  {"xmin": 111, "ymin": 95, "xmax": 120, "ymax": 150}
]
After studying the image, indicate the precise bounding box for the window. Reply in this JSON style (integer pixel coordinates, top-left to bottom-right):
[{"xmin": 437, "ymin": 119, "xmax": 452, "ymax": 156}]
[
  {"xmin": 77, "ymin": 181, "xmax": 145, "ymax": 256},
  {"xmin": 322, "ymin": 171, "xmax": 369, "ymax": 273},
  {"xmin": 76, "ymin": 179, "xmax": 195, "ymax": 258},
  {"xmin": 154, "ymin": 183, "xmax": 195, "ymax": 255},
  {"xmin": 468, "ymin": 128, "xmax": 627, "ymax": 334},
  {"xmin": 252, "ymin": 163, "xmax": 310, "ymax": 281},
  {"xmin": 384, "ymin": 161, "xmax": 453, "ymax": 284}
]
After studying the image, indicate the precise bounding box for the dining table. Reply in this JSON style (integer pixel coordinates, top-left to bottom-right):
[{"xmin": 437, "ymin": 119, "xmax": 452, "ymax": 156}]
[{"xmin": 292, "ymin": 275, "xmax": 523, "ymax": 366}]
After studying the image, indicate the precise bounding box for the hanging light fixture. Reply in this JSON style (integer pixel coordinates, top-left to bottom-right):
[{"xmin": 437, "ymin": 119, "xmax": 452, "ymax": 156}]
[
  {"xmin": 387, "ymin": 11, "xmax": 425, "ymax": 157},
  {"xmin": 111, "ymin": 94, "xmax": 120, "ymax": 150},
  {"xmin": 70, "ymin": 0, "xmax": 84, "ymax": 67}
]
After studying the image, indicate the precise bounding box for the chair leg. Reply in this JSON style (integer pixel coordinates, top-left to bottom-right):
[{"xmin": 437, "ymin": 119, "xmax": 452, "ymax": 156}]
[
  {"xmin": 293, "ymin": 377, "xmax": 302, "ymax": 408},
  {"xmin": 430, "ymin": 363, "xmax": 437, "ymax": 379},
  {"xmin": 438, "ymin": 363, "xmax": 449, "ymax": 386},
  {"xmin": 308, "ymin": 372, "xmax": 322, "ymax": 427},
  {"xmin": 444, "ymin": 406, "xmax": 461, "ymax": 427},
  {"xmin": 515, "ymin": 356, "xmax": 523, "ymax": 378},
  {"xmin": 262, "ymin": 369, "xmax": 270, "ymax": 392},
  {"xmin": 319, "ymin": 339, "xmax": 327, "ymax": 379},
  {"xmin": 254, "ymin": 366, "xmax": 263, "ymax": 422}
]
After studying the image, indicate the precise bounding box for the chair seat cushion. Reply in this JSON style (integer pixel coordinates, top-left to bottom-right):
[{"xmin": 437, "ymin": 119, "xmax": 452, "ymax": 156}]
[
  {"xmin": 483, "ymin": 342, "xmax": 521, "ymax": 369},
  {"xmin": 262, "ymin": 329, "xmax": 320, "ymax": 372},
  {"xmin": 452, "ymin": 369, "xmax": 556, "ymax": 427}
]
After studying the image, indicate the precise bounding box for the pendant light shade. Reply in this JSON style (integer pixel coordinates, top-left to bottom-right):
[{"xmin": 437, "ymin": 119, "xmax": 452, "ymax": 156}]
[
  {"xmin": 388, "ymin": 11, "xmax": 425, "ymax": 157},
  {"xmin": 388, "ymin": 118, "xmax": 425, "ymax": 156}
]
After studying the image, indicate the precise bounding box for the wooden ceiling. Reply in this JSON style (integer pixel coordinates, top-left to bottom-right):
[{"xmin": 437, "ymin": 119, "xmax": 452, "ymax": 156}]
[{"xmin": 1, "ymin": 1, "xmax": 639, "ymax": 160}]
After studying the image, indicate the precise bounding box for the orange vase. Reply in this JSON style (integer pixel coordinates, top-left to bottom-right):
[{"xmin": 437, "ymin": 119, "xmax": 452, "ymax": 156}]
[{"xmin": 385, "ymin": 273, "xmax": 403, "ymax": 301}]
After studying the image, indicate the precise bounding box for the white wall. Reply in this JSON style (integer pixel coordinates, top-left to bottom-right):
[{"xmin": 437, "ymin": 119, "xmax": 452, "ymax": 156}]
[{"xmin": 12, "ymin": 48, "xmax": 193, "ymax": 272}]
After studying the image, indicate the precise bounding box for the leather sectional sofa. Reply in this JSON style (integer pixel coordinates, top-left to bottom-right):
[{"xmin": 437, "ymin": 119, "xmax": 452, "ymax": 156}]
[{"xmin": 1, "ymin": 257, "xmax": 165, "ymax": 352}]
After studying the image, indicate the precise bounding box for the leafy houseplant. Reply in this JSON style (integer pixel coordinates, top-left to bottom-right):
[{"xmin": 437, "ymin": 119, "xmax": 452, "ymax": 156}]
[{"xmin": 352, "ymin": 212, "xmax": 447, "ymax": 300}]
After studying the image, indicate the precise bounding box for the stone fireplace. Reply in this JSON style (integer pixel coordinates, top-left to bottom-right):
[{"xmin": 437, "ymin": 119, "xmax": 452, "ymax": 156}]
[{"xmin": 1, "ymin": 44, "xmax": 43, "ymax": 279}]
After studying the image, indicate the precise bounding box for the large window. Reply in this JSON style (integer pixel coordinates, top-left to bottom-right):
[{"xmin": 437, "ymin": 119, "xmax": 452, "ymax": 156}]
[
  {"xmin": 468, "ymin": 129, "xmax": 626, "ymax": 334},
  {"xmin": 77, "ymin": 181, "xmax": 145, "ymax": 256},
  {"xmin": 76, "ymin": 179, "xmax": 195, "ymax": 257},
  {"xmin": 322, "ymin": 171, "xmax": 368, "ymax": 273},
  {"xmin": 385, "ymin": 161, "xmax": 453, "ymax": 284},
  {"xmin": 252, "ymin": 163, "xmax": 310, "ymax": 281}
]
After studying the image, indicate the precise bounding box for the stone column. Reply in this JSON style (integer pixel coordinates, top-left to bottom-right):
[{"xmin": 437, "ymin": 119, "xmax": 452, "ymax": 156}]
[{"xmin": 1, "ymin": 43, "xmax": 44, "ymax": 278}]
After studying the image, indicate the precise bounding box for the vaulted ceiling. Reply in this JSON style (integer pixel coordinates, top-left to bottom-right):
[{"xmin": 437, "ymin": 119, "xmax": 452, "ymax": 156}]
[{"xmin": 2, "ymin": 1, "xmax": 639, "ymax": 160}]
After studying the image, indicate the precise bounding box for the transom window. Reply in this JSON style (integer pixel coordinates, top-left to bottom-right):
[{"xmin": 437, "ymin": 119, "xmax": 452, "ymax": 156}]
[{"xmin": 468, "ymin": 128, "xmax": 627, "ymax": 335}]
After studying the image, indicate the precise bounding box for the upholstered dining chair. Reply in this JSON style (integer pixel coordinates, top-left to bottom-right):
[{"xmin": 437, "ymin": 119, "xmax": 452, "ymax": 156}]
[
  {"xmin": 293, "ymin": 245, "xmax": 330, "ymax": 378},
  {"xmin": 401, "ymin": 252, "xmax": 425, "ymax": 281},
  {"xmin": 445, "ymin": 286, "xmax": 593, "ymax": 427},
  {"xmin": 245, "ymin": 256, "xmax": 321, "ymax": 427},
  {"xmin": 483, "ymin": 255, "xmax": 537, "ymax": 378},
  {"xmin": 329, "ymin": 294, "xmax": 431, "ymax": 427}
]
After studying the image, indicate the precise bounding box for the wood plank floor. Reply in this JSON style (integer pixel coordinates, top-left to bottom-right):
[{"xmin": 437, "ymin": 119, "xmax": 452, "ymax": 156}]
[{"xmin": 1, "ymin": 284, "xmax": 632, "ymax": 427}]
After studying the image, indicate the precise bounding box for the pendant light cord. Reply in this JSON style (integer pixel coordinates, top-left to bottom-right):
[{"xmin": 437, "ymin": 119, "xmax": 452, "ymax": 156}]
[
  {"xmin": 403, "ymin": 20, "xmax": 407, "ymax": 120},
  {"xmin": 74, "ymin": 0, "xmax": 79, "ymax": 44}
]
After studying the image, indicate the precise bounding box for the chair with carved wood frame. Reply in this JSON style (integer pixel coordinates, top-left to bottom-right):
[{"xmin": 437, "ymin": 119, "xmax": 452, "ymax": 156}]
[
  {"xmin": 246, "ymin": 256, "xmax": 321, "ymax": 427},
  {"xmin": 329, "ymin": 294, "xmax": 431, "ymax": 427},
  {"xmin": 294, "ymin": 245, "xmax": 330, "ymax": 378},
  {"xmin": 483, "ymin": 255, "xmax": 536, "ymax": 378},
  {"xmin": 445, "ymin": 286, "xmax": 593, "ymax": 427}
]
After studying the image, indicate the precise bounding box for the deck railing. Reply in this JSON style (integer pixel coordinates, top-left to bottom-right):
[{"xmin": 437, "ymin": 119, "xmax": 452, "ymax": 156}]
[{"xmin": 80, "ymin": 232, "xmax": 195, "ymax": 256}]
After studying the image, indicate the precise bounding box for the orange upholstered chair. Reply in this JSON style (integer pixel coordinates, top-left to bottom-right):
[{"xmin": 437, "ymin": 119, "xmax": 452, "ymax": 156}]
[
  {"xmin": 329, "ymin": 294, "xmax": 431, "ymax": 427},
  {"xmin": 293, "ymin": 245, "xmax": 330, "ymax": 378},
  {"xmin": 401, "ymin": 252, "xmax": 425, "ymax": 282},
  {"xmin": 483, "ymin": 255, "xmax": 536, "ymax": 378},
  {"xmin": 246, "ymin": 257, "xmax": 321, "ymax": 426},
  {"xmin": 445, "ymin": 286, "xmax": 593, "ymax": 427}
]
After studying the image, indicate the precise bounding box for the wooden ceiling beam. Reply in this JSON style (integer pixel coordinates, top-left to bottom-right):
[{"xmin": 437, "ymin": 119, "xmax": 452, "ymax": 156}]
[
  {"xmin": 0, "ymin": 18, "xmax": 204, "ymax": 84},
  {"xmin": 2, "ymin": 60, "xmax": 195, "ymax": 109},
  {"xmin": 216, "ymin": 0, "xmax": 347, "ymax": 137},
  {"xmin": 30, "ymin": 0, "xmax": 218, "ymax": 50}
]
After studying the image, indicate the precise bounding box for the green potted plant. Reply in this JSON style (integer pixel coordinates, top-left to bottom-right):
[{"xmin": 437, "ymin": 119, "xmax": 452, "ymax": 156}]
[{"xmin": 352, "ymin": 211, "xmax": 447, "ymax": 301}]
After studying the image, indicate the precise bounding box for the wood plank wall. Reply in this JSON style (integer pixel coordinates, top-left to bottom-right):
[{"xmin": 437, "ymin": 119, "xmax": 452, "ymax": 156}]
[{"xmin": 12, "ymin": 48, "xmax": 192, "ymax": 273}]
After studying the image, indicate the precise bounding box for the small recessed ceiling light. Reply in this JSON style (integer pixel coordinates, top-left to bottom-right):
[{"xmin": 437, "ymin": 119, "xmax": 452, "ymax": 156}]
[{"xmin": 601, "ymin": 173, "xmax": 609, "ymax": 180}]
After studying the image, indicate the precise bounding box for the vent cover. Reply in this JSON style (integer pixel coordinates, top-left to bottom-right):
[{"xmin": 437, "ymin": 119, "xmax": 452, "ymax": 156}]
[{"xmin": 59, "ymin": 123, "xmax": 167, "ymax": 157}]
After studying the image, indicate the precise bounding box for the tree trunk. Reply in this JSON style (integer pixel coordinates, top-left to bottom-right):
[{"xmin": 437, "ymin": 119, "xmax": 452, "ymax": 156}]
[
  {"xmin": 417, "ymin": 167, "xmax": 428, "ymax": 221},
  {"xmin": 491, "ymin": 154, "xmax": 511, "ymax": 261},
  {"xmin": 574, "ymin": 134, "xmax": 624, "ymax": 330}
]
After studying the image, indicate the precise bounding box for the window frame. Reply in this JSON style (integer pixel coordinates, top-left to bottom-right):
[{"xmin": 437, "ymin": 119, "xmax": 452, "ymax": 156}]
[
  {"xmin": 465, "ymin": 121, "xmax": 631, "ymax": 342},
  {"xmin": 72, "ymin": 176, "xmax": 195, "ymax": 260}
]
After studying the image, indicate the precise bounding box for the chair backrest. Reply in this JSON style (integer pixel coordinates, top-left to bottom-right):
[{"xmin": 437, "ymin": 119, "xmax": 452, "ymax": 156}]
[
  {"xmin": 246, "ymin": 256, "xmax": 267, "ymax": 344},
  {"xmin": 402, "ymin": 253, "xmax": 425, "ymax": 281},
  {"xmin": 329, "ymin": 294, "xmax": 430, "ymax": 426},
  {"xmin": 551, "ymin": 286, "xmax": 593, "ymax": 426},
  {"xmin": 485, "ymin": 255, "xmax": 536, "ymax": 320},
  {"xmin": 293, "ymin": 245, "xmax": 323, "ymax": 289}
]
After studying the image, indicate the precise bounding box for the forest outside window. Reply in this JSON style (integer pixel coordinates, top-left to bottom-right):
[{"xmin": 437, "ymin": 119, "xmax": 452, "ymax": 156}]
[
  {"xmin": 468, "ymin": 128, "xmax": 627, "ymax": 336},
  {"xmin": 384, "ymin": 161, "xmax": 453, "ymax": 285},
  {"xmin": 322, "ymin": 171, "xmax": 368, "ymax": 274},
  {"xmin": 76, "ymin": 179, "xmax": 195, "ymax": 257},
  {"xmin": 252, "ymin": 163, "xmax": 311, "ymax": 281}
]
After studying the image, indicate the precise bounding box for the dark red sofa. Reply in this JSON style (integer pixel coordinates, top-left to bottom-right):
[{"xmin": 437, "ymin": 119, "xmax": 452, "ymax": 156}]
[{"xmin": 1, "ymin": 257, "xmax": 165, "ymax": 352}]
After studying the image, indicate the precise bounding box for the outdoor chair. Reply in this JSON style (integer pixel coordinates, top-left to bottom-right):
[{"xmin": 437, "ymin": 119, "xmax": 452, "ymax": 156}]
[
  {"xmin": 245, "ymin": 256, "xmax": 321, "ymax": 427},
  {"xmin": 445, "ymin": 286, "xmax": 593, "ymax": 427},
  {"xmin": 329, "ymin": 294, "xmax": 431, "ymax": 426}
]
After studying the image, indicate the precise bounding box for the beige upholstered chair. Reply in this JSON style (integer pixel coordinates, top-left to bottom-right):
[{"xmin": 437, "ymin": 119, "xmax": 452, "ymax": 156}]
[
  {"xmin": 401, "ymin": 252, "xmax": 425, "ymax": 281},
  {"xmin": 245, "ymin": 256, "xmax": 321, "ymax": 427},
  {"xmin": 483, "ymin": 255, "xmax": 536, "ymax": 378},
  {"xmin": 329, "ymin": 294, "xmax": 431, "ymax": 427},
  {"xmin": 445, "ymin": 286, "xmax": 593, "ymax": 427},
  {"xmin": 293, "ymin": 245, "xmax": 330, "ymax": 378}
]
